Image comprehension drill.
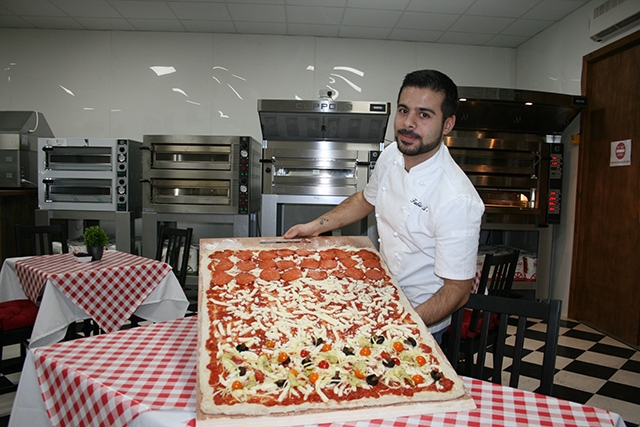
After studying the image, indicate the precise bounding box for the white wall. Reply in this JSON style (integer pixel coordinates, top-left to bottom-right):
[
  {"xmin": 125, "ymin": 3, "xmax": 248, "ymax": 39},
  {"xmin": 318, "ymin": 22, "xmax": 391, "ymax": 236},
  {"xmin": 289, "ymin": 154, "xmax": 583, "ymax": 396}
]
[
  {"xmin": 515, "ymin": 0, "xmax": 640, "ymax": 313},
  {"xmin": 0, "ymin": 29, "xmax": 516, "ymax": 143}
]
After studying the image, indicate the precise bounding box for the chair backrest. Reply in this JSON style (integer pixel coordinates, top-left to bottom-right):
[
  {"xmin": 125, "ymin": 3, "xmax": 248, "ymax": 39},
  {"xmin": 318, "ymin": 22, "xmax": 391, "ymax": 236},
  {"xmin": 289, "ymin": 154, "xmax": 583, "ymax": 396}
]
[
  {"xmin": 15, "ymin": 223, "xmax": 69, "ymax": 256},
  {"xmin": 155, "ymin": 226, "xmax": 193, "ymax": 289},
  {"xmin": 477, "ymin": 249, "xmax": 520, "ymax": 297},
  {"xmin": 447, "ymin": 293, "xmax": 562, "ymax": 396}
]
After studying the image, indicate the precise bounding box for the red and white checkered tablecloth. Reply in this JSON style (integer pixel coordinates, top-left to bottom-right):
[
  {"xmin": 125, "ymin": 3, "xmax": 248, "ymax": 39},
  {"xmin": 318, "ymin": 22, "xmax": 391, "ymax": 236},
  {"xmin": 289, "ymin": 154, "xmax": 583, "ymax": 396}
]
[
  {"xmin": 14, "ymin": 251, "xmax": 172, "ymax": 333},
  {"xmin": 31, "ymin": 317, "xmax": 621, "ymax": 427}
]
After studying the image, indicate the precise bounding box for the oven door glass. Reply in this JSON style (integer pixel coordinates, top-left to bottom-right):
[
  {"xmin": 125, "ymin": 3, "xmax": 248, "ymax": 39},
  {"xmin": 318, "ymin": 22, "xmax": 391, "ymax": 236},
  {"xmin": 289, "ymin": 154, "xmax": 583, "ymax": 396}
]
[
  {"xmin": 43, "ymin": 147, "xmax": 113, "ymax": 171},
  {"xmin": 151, "ymin": 145, "xmax": 232, "ymax": 171},
  {"xmin": 150, "ymin": 179, "xmax": 231, "ymax": 206},
  {"xmin": 43, "ymin": 178, "xmax": 113, "ymax": 203}
]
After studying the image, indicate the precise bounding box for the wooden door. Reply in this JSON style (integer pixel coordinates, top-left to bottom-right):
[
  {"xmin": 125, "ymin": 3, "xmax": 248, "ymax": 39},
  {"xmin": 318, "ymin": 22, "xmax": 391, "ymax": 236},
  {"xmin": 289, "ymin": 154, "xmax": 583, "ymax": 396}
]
[{"xmin": 569, "ymin": 30, "xmax": 640, "ymax": 346}]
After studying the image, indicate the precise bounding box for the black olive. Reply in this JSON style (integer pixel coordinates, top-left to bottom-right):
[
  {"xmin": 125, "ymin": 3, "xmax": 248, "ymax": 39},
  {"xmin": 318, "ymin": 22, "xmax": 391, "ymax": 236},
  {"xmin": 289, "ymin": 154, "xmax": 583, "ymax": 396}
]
[
  {"xmin": 342, "ymin": 346, "xmax": 354, "ymax": 356},
  {"xmin": 313, "ymin": 337, "xmax": 324, "ymax": 346},
  {"xmin": 275, "ymin": 379, "xmax": 287, "ymax": 388},
  {"xmin": 431, "ymin": 370, "xmax": 443, "ymax": 381},
  {"xmin": 238, "ymin": 366, "xmax": 247, "ymax": 376},
  {"xmin": 235, "ymin": 343, "xmax": 249, "ymax": 352},
  {"xmin": 301, "ymin": 356, "xmax": 312, "ymax": 368},
  {"xmin": 405, "ymin": 337, "xmax": 417, "ymax": 347},
  {"xmin": 382, "ymin": 358, "xmax": 396, "ymax": 368},
  {"xmin": 370, "ymin": 335, "xmax": 385, "ymax": 345},
  {"xmin": 280, "ymin": 356, "xmax": 291, "ymax": 366},
  {"xmin": 366, "ymin": 374, "xmax": 379, "ymax": 386},
  {"xmin": 331, "ymin": 371, "xmax": 341, "ymax": 384}
]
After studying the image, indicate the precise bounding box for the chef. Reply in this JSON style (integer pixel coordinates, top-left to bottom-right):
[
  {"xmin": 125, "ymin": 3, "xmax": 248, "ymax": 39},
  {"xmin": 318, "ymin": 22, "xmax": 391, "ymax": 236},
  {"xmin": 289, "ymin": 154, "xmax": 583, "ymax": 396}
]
[{"xmin": 284, "ymin": 69, "xmax": 484, "ymax": 344}]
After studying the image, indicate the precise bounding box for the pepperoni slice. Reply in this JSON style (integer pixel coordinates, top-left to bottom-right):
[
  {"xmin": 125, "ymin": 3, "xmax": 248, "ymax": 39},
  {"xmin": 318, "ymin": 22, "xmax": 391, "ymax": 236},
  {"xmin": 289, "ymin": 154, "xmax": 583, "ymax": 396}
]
[
  {"xmin": 281, "ymin": 267, "xmax": 302, "ymax": 282},
  {"xmin": 259, "ymin": 259, "xmax": 277, "ymax": 269},
  {"xmin": 299, "ymin": 258, "xmax": 320, "ymax": 269},
  {"xmin": 276, "ymin": 259, "xmax": 296, "ymax": 270},
  {"xmin": 209, "ymin": 250, "xmax": 233, "ymax": 259},
  {"xmin": 331, "ymin": 269, "xmax": 346, "ymax": 279},
  {"xmin": 339, "ymin": 257, "xmax": 358, "ymax": 268},
  {"xmin": 212, "ymin": 270, "xmax": 233, "ymax": 285},
  {"xmin": 365, "ymin": 268, "xmax": 385, "ymax": 280},
  {"xmin": 345, "ymin": 266, "xmax": 365, "ymax": 280},
  {"xmin": 296, "ymin": 248, "xmax": 313, "ymax": 256},
  {"xmin": 237, "ymin": 260, "xmax": 256, "ymax": 271},
  {"xmin": 236, "ymin": 250, "xmax": 253, "ymax": 261},
  {"xmin": 276, "ymin": 249, "xmax": 295, "ymax": 257},
  {"xmin": 363, "ymin": 258, "xmax": 381, "ymax": 269},
  {"xmin": 211, "ymin": 258, "xmax": 234, "ymax": 272},
  {"xmin": 334, "ymin": 249, "xmax": 351, "ymax": 259},
  {"xmin": 320, "ymin": 258, "xmax": 338, "ymax": 269},
  {"xmin": 260, "ymin": 267, "xmax": 281, "ymax": 281},
  {"xmin": 258, "ymin": 250, "xmax": 278, "ymax": 260},
  {"xmin": 356, "ymin": 249, "xmax": 377, "ymax": 260},
  {"xmin": 319, "ymin": 249, "xmax": 337, "ymax": 259},
  {"xmin": 235, "ymin": 272, "xmax": 257, "ymax": 285},
  {"xmin": 307, "ymin": 269, "xmax": 328, "ymax": 280}
]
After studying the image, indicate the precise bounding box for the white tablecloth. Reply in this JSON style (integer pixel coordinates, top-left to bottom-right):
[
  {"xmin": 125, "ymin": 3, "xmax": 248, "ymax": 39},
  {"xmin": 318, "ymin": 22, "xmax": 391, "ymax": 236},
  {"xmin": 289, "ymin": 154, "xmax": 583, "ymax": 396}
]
[{"xmin": 0, "ymin": 255, "xmax": 189, "ymax": 348}]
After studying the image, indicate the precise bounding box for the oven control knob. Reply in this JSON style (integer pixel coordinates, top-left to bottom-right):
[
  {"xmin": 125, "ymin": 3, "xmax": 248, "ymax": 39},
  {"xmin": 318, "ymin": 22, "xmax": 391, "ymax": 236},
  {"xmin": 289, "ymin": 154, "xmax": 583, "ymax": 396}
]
[
  {"xmin": 118, "ymin": 153, "xmax": 126, "ymax": 162},
  {"xmin": 240, "ymin": 150, "xmax": 248, "ymax": 158},
  {"xmin": 240, "ymin": 185, "xmax": 248, "ymax": 193},
  {"xmin": 117, "ymin": 186, "xmax": 126, "ymax": 195}
]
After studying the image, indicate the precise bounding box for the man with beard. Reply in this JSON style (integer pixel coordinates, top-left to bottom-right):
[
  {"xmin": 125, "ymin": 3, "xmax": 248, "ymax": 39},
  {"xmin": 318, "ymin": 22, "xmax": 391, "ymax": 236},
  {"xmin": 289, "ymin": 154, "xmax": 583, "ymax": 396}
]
[{"xmin": 284, "ymin": 69, "xmax": 484, "ymax": 343}]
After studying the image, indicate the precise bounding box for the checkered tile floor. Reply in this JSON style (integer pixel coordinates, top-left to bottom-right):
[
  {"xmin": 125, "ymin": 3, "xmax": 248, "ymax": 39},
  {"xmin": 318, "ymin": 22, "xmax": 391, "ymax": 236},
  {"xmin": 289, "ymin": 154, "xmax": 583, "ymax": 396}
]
[
  {"xmin": 481, "ymin": 317, "xmax": 640, "ymax": 427},
  {"xmin": 0, "ymin": 317, "xmax": 638, "ymax": 426}
]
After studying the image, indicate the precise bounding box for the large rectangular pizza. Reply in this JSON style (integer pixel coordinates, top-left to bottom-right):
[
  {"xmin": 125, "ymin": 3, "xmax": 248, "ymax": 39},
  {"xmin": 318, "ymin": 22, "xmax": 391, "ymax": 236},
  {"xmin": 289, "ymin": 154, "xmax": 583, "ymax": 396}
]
[{"xmin": 197, "ymin": 237, "xmax": 474, "ymax": 425}]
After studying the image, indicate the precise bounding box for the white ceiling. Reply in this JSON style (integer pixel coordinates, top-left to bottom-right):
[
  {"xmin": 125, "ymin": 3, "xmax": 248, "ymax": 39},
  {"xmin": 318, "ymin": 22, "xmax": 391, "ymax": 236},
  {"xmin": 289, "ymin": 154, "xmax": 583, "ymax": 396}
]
[{"xmin": 0, "ymin": 0, "xmax": 592, "ymax": 48}]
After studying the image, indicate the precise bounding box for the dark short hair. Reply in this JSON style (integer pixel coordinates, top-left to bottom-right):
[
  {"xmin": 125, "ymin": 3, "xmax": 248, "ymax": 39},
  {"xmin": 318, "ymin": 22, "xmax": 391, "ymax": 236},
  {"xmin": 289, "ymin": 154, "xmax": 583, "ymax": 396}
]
[{"xmin": 398, "ymin": 69, "xmax": 458, "ymax": 119}]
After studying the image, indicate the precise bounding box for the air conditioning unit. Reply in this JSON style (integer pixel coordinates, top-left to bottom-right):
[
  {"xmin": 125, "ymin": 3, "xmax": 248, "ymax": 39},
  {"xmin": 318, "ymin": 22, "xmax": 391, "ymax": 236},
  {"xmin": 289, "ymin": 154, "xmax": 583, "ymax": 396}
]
[{"xmin": 589, "ymin": 0, "xmax": 640, "ymax": 41}]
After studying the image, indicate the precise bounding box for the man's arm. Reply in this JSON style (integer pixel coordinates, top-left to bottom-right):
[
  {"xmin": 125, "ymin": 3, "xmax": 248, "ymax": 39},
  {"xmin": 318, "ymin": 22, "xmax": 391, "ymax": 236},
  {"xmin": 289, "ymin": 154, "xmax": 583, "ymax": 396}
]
[
  {"xmin": 283, "ymin": 191, "xmax": 374, "ymax": 238},
  {"xmin": 413, "ymin": 278, "xmax": 472, "ymax": 327}
]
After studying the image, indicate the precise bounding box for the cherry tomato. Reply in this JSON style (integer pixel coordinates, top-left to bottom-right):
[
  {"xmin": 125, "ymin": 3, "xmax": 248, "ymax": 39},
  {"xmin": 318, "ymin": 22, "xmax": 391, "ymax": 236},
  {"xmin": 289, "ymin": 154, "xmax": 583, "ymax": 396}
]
[
  {"xmin": 318, "ymin": 360, "xmax": 330, "ymax": 369},
  {"xmin": 412, "ymin": 374, "xmax": 424, "ymax": 385},
  {"xmin": 277, "ymin": 352, "xmax": 289, "ymax": 363},
  {"xmin": 359, "ymin": 347, "xmax": 372, "ymax": 356},
  {"xmin": 393, "ymin": 341, "xmax": 404, "ymax": 352},
  {"xmin": 416, "ymin": 355, "xmax": 427, "ymax": 366},
  {"xmin": 300, "ymin": 349, "xmax": 310, "ymax": 358},
  {"xmin": 289, "ymin": 368, "xmax": 299, "ymax": 377},
  {"xmin": 309, "ymin": 372, "xmax": 319, "ymax": 383},
  {"xmin": 321, "ymin": 343, "xmax": 332, "ymax": 352},
  {"xmin": 380, "ymin": 351, "xmax": 390, "ymax": 360},
  {"xmin": 265, "ymin": 340, "xmax": 276, "ymax": 349},
  {"xmin": 255, "ymin": 370, "xmax": 265, "ymax": 383},
  {"xmin": 354, "ymin": 369, "xmax": 366, "ymax": 380},
  {"xmin": 231, "ymin": 380, "xmax": 243, "ymax": 390},
  {"xmin": 392, "ymin": 357, "xmax": 401, "ymax": 366}
]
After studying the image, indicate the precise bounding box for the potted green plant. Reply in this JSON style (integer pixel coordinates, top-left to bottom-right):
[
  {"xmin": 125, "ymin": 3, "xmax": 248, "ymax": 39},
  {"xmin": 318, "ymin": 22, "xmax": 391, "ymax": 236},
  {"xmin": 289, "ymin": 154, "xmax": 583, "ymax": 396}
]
[{"xmin": 83, "ymin": 225, "xmax": 109, "ymax": 261}]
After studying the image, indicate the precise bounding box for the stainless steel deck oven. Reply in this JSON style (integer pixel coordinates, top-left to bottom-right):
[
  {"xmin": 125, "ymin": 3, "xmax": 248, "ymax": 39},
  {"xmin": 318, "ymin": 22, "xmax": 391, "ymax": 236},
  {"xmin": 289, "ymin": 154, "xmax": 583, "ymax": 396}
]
[
  {"xmin": 35, "ymin": 137, "xmax": 143, "ymax": 253},
  {"xmin": 447, "ymin": 87, "xmax": 586, "ymax": 299},
  {"xmin": 258, "ymin": 99, "xmax": 390, "ymax": 238},
  {"xmin": 141, "ymin": 135, "xmax": 262, "ymax": 259}
]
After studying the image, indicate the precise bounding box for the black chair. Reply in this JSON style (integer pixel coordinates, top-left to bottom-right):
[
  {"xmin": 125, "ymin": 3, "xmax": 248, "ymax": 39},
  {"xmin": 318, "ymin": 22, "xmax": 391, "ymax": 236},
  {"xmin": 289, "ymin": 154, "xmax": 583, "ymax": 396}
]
[
  {"xmin": 156, "ymin": 225, "xmax": 194, "ymax": 289},
  {"xmin": 15, "ymin": 223, "xmax": 69, "ymax": 256},
  {"xmin": 447, "ymin": 293, "xmax": 562, "ymax": 396},
  {"xmin": 443, "ymin": 249, "xmax": 521, "ymax": 376}
]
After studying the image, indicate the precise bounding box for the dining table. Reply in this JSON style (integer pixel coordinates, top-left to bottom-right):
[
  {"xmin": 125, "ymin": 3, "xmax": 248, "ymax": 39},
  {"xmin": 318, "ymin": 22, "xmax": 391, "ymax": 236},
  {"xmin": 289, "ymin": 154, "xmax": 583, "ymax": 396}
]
[
  {"xmin": 0, "ymin": 250, "xmax": 189, "ymax": 348},
  {"xmin": 8, "ymin": 316, "xmax": 625, "ymax": 427}
]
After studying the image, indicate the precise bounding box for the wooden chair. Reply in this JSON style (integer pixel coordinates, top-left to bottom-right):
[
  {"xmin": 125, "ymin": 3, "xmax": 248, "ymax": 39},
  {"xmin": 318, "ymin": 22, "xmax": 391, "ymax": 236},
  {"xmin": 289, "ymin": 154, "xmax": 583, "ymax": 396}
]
[
  {"xmin": 447, "ymin": 293, "xmax": 562, "ymax": 396},
  {"xmin": 15, "ymin": 223, "xmax": 69, "ymax": 256}
]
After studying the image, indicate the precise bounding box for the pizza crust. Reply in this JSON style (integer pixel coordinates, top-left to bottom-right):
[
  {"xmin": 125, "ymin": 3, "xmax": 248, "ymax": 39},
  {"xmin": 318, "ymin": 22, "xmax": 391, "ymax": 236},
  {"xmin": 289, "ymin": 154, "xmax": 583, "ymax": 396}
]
[{"xmin": 197, "ymin": 237, "xmax": 474, "ymax": 423}]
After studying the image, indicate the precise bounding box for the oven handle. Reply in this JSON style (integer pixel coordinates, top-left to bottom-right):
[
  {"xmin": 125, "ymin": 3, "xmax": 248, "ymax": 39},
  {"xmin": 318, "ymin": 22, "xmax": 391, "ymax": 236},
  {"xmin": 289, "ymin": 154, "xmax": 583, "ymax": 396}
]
[{"xmin": 259, "ymin": 158, "xmax": 274, "ymax": 163}]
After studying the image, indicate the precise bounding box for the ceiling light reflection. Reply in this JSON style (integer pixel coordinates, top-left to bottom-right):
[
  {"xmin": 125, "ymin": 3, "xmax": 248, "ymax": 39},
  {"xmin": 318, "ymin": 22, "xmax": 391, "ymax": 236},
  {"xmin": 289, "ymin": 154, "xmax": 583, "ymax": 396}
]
[
  {"xmin": 150, "ymin": 66, "xmax": 176, "ymax": 76},
  {"xmin": 59, "ymin": 85, "xmax": 75, "ymax": 96}
]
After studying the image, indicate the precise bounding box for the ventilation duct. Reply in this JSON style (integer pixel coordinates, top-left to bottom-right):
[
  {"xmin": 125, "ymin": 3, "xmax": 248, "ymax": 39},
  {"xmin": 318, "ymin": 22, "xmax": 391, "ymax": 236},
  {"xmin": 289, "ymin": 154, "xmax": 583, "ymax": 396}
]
[{"xmin": 589, "ymin": 0, "xmax": 640, "ymax": 42}]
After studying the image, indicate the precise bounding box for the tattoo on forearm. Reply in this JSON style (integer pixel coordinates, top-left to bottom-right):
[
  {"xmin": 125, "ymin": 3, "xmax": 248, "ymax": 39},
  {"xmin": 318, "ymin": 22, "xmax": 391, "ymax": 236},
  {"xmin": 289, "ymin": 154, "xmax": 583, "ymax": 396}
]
[{"xmin": 318, "ymin": 216, "xmax": 329, "ymax": 225}]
